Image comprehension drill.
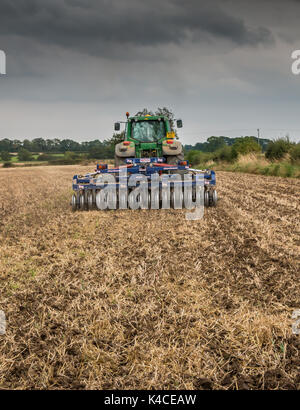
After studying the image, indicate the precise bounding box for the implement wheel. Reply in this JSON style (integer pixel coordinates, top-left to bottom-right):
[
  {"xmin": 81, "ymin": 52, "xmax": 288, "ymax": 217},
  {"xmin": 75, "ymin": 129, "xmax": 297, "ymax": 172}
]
[
  {"xmin": 211, "ymin": 189, "xmax": 218, "ymax": 206},
  {"xmin": 87, "ymin": 191, "xmax": 94, "ymax": 210},
  {"xmin": 166, "ymin": 152, "xmax": 184, "ymax": 165},
  {"xmin": 71, "ymin": 194, "xmax": 77, "ymax": 212},
  {"xmin": 79, "ymin": 193, "xmax": 85, "ymax": 210}
]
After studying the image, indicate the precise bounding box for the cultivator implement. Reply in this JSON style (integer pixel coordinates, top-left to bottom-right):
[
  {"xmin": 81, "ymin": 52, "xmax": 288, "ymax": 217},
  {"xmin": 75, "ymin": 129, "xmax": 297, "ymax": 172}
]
[
  {"xmin": 71, "ymin": 158, "xmax": 217, "ymax": 211},
  {"xmin": 71, "ymin": 112, "xmax": 218, "ymax": 211}
]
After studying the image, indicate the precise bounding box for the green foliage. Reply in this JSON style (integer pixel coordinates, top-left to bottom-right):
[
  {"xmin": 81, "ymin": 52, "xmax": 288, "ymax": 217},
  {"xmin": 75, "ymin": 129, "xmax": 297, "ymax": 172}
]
[
  {"xmin": 284, "ymin": 163, "xmax": 294, "ymax": 177},
  {"xmin": 216, "ymin": 161, "xmax": 299, "ymax": 178},
  {"xmin": 0, "ymin": 151, "xmax": 11, "ymax": 161},
  {"xmin": 186, "ymin": 150, "xmax": 201, "ymax": 165},
  {"xmin": 187, "ymin": 145, "xmax": 238, "ymax": 166},
  {"xmin": 185, "ymin": 136, "xmax": 271, "ymax": 153},
  {"xmin": 0, "ymin": 137, "xmax": 93, "ymax": 153},
  {"xmin": 265, "ymin": 138, "xmax": 292, "ymax": 161},
  {"xmin": 232, "ymin": 137, "xmax": 261, "ymax": 155},
  {"xmin": 87, "ymin": 132, "xmax": 126, "ymax": 159},
  {"xmin": 2, "ymin": 161, "xmax": 14, "ymax": 168},
  {"xmin": 18, "ymin": 148, "xmax": 33, "ymax": 161},
  {"xmin": 0, "ymin": 131, "xmax": 272, "ymax": 156},
  {"xmin": 37, "ymin": 153, "xmax": 55, "ymax": 161},
  {"xmin": 135, "ymin": 107, "xmax": 176, "ymax": 132},
  {"xmin": 64, "ymin": 151, "xmax": 80, "ymax": 161},
  {"xmin": 185, "ymin": 136, "xmax": 226, "ymax": 153},
  {"xmin": 206, "ymin": 136, "xmax": 226, "ymax": 152},
  {"xmin": 186, "ymin": 150, "xmax": 213, "ymax": 166},
  {"xmin": 290, "ymin": 143, "xmax": 300, "ymax": 163},
  {"xmin": 213, "ymin": 145, "xmax": 238, "ymax": 163},
  {"xmin": 88, "ymin": 141, "xmax": 113, "ymax": 160},
  {"xmin": 186, "ymin": 136, "xmax": 300, "ymax": 178},
  {"xmin": 110, "ymin": 132, "xmax": 125, "ymax": 146},
  {"xmin": 135, "ymin": 108, "xmax": 154, "ymax": 116},
  {"xmin": 155, "ymin": 107, "xmax": 176, "ymax": 131},
  {"xmin": 48, "ymin": 151, "xmax": 86, "ymax": 165}
]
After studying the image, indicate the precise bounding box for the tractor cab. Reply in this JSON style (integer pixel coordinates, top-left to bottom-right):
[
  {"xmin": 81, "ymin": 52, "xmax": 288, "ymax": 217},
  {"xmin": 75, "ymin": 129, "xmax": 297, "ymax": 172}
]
[{"xmin": 114, "ymin": 113, "xmax": 184, "ymax": 166}]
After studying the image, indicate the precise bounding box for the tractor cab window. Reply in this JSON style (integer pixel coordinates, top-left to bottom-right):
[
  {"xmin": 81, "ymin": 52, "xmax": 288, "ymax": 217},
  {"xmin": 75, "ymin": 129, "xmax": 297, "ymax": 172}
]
[{"xmin": 131, "ymin": 120, "xmax": 165, "ymax": 142}]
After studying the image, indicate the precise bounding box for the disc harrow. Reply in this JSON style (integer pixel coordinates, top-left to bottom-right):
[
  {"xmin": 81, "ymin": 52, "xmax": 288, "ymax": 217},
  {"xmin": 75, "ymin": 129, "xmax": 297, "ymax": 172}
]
[{"xmin": 71, "ymin": 158, "xmax": 217, "ymax": 211}]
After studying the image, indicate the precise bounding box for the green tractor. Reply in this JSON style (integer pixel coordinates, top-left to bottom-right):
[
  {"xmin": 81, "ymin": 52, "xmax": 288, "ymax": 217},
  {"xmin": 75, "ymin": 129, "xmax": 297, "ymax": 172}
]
[
  {"xmin": 71, "ymin": 113, "xmax": 218, "ymax": 210},
  {"xmin": 114, "ymin": 112, "xmax": 184, "ymax": 167}
]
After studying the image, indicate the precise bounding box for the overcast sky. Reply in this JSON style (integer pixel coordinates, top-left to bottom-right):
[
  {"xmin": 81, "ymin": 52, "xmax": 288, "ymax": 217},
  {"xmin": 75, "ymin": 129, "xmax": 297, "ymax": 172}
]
[{"xmin": 0, "ymin": 0, "xmax": 300, "ymax": 144}]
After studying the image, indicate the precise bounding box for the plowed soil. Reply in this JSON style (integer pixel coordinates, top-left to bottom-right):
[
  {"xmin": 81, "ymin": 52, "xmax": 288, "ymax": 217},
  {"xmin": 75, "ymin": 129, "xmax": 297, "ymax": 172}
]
[{"xmin": 0, "ymin": 165, "xmax": 299, "ymax": 389}]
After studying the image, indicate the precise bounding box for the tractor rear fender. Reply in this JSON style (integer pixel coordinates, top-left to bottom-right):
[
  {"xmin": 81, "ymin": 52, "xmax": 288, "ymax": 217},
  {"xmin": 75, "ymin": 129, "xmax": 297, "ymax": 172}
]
[
  {"xmin": 162, "ymin": 140, "xmax": 183, "ymax": 156},
  {"xmin": 115, "ymin": 142, "xmax": 136, "ymax": 158}
]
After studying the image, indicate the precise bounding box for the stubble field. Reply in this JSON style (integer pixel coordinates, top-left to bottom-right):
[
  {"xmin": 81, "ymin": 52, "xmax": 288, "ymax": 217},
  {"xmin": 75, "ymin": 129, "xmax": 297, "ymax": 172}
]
[{"xmin": 0, "ymin": 165, "xmax": 299, "ymax": 389}]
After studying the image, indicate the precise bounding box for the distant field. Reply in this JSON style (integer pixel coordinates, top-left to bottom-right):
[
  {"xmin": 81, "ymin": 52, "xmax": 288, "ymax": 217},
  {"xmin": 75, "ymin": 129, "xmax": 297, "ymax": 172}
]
[
  {"xmin": 0, "ymin": 153, "xmax": 65, "ymax": 164},
  {"xmin": 0, "ymin": 165, "xmax": 299, "ymax": 389}
]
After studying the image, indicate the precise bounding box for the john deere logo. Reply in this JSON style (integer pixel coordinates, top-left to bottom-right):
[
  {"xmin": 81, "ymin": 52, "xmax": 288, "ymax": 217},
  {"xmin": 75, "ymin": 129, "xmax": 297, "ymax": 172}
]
[{"xmin": 0, "ymin": 50, "xmax": 6, "ymax": 75}]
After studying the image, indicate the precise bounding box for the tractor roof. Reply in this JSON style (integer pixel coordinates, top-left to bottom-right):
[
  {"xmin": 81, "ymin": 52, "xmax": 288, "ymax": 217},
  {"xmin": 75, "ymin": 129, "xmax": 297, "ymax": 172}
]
[{"xmin": 129, "ymin": 115, "xmax": 167, "ymax": 121}]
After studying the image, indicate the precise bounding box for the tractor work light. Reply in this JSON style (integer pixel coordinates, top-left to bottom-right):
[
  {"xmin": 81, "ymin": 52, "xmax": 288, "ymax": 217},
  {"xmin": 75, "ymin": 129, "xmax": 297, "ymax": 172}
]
[{"xmin": 96, "ymin": 164, "xmax": 108, "ymax": 170}]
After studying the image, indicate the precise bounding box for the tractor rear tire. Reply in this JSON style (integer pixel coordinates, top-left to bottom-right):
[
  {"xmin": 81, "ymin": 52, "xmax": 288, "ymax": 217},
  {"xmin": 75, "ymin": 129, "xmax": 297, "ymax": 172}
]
[
  {"xmin": 166, "ymin": 152, "xmax": 184, "ymax": 165},
  {"xmin": 166, "ymin": 153, "xmax": 188, "ymax": 174},
  {"xmin": 114, "ymin": 155, "xmax": 126, "ymax": 168}
]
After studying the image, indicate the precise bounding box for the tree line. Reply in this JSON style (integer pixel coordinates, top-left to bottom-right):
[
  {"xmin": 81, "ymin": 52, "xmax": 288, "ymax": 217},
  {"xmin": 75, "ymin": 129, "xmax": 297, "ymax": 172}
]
[
  {"xmin": 0, "ymin": 135, "xmax": 121, "ymax": 155},
  {"xmin": 184, "ymin": 136, "xmax": 271, "ymax": 153},
  {"xmin": 0, "ymin": 133, "xmax": 125, "ymax": 162},
  {"xmin": 0, "ymin": 135, "xmax": 271, "ymax": 156}
]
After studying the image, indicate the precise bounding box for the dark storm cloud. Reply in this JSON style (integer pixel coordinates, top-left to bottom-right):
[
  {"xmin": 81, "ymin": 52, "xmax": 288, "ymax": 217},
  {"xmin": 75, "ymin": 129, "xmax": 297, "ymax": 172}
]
[
  {"xmin": 1, "ymin": 0, "xmax": 300, "ymax": 142},
  {"xmin": 0, "ymin": 0, "xmax": 274, "ymax": 56}
]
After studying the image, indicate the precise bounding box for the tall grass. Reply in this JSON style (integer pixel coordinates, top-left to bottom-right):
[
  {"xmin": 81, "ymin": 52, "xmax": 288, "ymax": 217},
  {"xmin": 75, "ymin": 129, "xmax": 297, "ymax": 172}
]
[
  {"xmin": 187, "ymin": 138, "xmax": 300, "ymax": 178},
  {"xmin": 213, "ymin": 156, "xmax": 300, "ymax": 178}
]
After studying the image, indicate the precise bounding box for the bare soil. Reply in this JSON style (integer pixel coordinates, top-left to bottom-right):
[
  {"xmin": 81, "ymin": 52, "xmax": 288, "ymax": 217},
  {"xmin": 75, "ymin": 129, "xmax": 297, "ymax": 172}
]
[{"xmin": 0, "ymin": 165, "xmax": 299, "ymax": 389}]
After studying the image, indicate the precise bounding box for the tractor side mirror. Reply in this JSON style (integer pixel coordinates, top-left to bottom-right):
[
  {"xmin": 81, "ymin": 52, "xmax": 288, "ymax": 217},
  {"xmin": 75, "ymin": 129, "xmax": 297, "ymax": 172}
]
[
  {"xmin": 176, "ymin": 119, "xmax": 183, "ymax": 128},
  {"xmin": 114, "ymin": 122, "xmax": 120, "ymax": 131}
]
